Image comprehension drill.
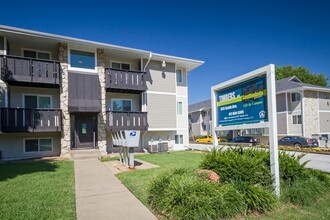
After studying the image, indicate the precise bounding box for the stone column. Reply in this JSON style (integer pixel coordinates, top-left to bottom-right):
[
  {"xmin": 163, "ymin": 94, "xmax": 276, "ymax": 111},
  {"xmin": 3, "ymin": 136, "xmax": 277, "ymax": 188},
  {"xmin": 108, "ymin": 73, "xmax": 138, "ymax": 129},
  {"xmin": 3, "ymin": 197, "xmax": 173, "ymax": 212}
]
[
  {"xmin": 59, "ymin": 43, "xmax": 71, "ymax": 157},
  {"xmin": 97, "ymin": 48, "xmax": 107, "ymax": 155},
  {"xmin": 303, "ymin": 90, "xmax": 319, "ymax": 137}
]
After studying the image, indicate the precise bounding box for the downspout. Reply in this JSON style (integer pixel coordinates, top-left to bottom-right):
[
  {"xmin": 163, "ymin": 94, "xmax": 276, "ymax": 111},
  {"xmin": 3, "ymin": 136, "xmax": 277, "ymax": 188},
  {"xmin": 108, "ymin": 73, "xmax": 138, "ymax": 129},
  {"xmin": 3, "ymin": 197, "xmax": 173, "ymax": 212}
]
[
  {"xmin": 141, "ymin": 52, "xmax": 152, "ymax": 153},
  {"xmin": 143, "ymin": 52, "xmax": 152, "ymax": 72},
  {"xmin": 142, "ymin": 130, "xmax": 148, "ymax": 153}
]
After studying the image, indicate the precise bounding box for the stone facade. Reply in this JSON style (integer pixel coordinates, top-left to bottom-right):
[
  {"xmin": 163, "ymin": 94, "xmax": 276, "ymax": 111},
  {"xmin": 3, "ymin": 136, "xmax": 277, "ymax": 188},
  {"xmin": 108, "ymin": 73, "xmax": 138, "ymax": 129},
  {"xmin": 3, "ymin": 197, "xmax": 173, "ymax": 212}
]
[
  {"xmin": 303, "ymin": 90, "xmax": 319, "ymax": 137},
  {"xmin": 97, "ymin": 48, "xmax": 107, "ymax": 155},
  {"xmin": 59, "ymin": 43, "xmax": 71, "ymax": 157}
]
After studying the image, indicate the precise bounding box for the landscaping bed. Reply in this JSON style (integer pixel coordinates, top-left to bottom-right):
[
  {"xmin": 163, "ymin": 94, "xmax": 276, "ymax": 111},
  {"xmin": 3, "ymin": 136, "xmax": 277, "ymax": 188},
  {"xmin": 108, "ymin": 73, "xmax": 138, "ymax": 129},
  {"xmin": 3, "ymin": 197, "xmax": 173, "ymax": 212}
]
[
  {"xmin": 0, "ymin": 160, "xmax": 76, "ymax": 220},
  {"xmin": 117, "ymin": 150, "xmax": 330, "ymax": 219}
]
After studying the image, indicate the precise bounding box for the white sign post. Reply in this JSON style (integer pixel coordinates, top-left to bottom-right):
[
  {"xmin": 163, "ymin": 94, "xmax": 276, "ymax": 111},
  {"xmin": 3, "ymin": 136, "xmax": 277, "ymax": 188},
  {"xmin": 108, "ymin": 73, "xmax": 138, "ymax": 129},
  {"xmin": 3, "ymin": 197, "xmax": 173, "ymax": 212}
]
[{"xmin": 211, "ymin": 64, "xmax": 280, "ymax": 196}]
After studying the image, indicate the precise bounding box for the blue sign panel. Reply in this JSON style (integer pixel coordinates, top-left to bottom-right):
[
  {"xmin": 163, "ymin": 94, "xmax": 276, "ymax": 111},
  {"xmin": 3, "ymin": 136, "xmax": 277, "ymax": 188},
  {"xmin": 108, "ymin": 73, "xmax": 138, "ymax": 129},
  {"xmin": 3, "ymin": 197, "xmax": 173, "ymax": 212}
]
[{"xmin": 216, "ymin": 75, "xmax": 268, "ymax": 126}]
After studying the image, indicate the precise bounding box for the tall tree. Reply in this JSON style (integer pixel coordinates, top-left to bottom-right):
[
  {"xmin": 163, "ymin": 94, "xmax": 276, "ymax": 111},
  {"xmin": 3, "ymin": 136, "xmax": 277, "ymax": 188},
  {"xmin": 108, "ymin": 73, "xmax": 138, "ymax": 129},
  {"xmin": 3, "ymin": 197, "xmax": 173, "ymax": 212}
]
[{"xmin": 275, "ymin": 65, "xmax": 328, "ymax": 87}]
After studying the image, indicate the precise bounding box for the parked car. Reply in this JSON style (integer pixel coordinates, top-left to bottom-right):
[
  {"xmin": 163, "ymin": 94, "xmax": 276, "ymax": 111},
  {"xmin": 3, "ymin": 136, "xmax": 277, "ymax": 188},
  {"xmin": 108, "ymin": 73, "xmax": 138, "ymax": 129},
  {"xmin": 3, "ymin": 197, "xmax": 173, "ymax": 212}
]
[
  {"xmin": 195, "ymin": 135, "xmax": 221, "ymax": 143},
  {"xmin": 229, "ymin": 136, "xmax": 259, "ymax": 145},
  {"xmin": 278, "ymin": 136, "xmax": 319, "ymax": 148}
]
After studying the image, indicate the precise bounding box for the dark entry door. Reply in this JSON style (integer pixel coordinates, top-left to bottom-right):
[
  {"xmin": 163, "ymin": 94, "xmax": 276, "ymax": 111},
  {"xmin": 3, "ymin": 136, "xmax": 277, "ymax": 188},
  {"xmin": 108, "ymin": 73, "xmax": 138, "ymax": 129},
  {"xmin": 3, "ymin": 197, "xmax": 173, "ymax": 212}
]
[{"xmin": 75, "ymin": 114, "xmax": 97, "ymax": 148}]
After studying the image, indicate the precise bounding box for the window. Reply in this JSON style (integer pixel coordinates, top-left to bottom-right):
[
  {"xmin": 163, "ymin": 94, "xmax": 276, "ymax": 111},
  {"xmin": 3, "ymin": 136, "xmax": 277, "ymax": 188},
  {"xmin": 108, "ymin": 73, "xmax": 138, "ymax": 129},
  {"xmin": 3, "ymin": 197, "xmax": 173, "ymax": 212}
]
[
  {"xmin": 177, "ymin": 102, "xmax": 183, "ymax": 115},
  {"xmin": 111, "ymin": 62, "xmax": 130, "ymax": 70},
  {"xmin": 25, "ymin": 138, "xmax": 52, "ymax": 152},
  {"xmin": 111, "ymin": 99, "xmax": 132, "ymax": 111},
  {"xmin": 175, "ymin": 135, "xmax": 183, "ymax": 144},
  {"xmin": 176, "ymin": 69, "xmax": 183, "ymax": 83},
  {"xmin": 293, "ymin": 115, "xmax": 302, "ymax": 124},
  {"xmin": 70, "ymin": 49, "xmax": 95, "ymax": 70},
  {"xmin": 24, "ymin": 95, "xmax": 51, "ymax": 109},
  {"xmin": 23, "ymin": 49, "xmax": 50, "ymax": 60},
  {"xmin": 291, "ymin": 92, "xmax": 301, "ymax": 102}
]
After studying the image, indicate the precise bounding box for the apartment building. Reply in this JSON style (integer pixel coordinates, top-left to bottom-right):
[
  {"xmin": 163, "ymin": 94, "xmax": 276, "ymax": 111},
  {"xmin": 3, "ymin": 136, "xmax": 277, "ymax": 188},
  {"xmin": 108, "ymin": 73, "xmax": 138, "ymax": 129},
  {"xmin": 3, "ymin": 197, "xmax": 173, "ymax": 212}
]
[
  {"xmin": 0, "ymin": 25, "xmax": 203, "ymax": 160},
  {"xmin": 189, "ymin": 76, "xmax": 330, "ymax": 145}
]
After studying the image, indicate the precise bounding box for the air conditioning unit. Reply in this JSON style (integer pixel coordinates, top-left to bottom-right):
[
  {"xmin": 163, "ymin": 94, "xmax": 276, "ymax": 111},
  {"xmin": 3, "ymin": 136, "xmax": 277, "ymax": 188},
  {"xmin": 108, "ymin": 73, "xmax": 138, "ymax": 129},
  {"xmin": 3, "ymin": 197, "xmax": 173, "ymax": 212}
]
[
  {"xmin": 148, "ymin": 145, "xmax": 158, "ymax": 153},
  {"xmin": 158, "ymin": 142, "xmax": 169, "ymax": 152}
]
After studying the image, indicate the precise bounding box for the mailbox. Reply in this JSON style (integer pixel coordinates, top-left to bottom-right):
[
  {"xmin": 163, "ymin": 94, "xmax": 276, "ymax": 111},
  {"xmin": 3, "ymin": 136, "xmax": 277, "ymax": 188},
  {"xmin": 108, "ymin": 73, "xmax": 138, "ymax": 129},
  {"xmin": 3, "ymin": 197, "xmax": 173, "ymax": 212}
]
[{"xmin": 124, "ymin": 130, "xmax": 140, "ymax": 147}]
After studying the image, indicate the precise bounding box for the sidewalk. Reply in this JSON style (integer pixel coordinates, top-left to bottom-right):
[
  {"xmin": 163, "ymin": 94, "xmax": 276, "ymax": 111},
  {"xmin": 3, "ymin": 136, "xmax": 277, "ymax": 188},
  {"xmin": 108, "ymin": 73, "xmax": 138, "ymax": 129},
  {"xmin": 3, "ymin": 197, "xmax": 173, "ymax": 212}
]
[{"xmin": 74, "ymin": 157, "xmax": 157, "ymax": 220}]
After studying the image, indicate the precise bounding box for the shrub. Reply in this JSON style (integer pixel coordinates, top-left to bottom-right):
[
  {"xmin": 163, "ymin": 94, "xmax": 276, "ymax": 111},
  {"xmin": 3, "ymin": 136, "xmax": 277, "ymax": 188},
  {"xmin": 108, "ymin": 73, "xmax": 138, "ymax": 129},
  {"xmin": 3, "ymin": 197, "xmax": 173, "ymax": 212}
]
[
  {"xmin": 281, "ymin": 177, "xmax": 327, "ymax": 205},
  {"xmin": 148, "ymin": 168, "xmax": 245, "ymax": 220},
  {"xmin": 234, "ymin": 182, "xmax": 277, "ymax": 213},
  {"xmin": 200, "ymin": 147, "xmax": 271, "ymax": 186},
  {"xmin": 278, "ymin": 152, "xmax": 308, "ymax": 184}
]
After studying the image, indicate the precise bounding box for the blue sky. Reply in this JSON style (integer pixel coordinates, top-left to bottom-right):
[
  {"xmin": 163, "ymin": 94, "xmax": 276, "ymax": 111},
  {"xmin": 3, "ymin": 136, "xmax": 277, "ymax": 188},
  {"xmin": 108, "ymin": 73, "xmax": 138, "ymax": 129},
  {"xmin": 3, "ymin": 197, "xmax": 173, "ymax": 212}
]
[{"xmin": 1, "ymin": 0, "xmax": 329, "ymax": 104}]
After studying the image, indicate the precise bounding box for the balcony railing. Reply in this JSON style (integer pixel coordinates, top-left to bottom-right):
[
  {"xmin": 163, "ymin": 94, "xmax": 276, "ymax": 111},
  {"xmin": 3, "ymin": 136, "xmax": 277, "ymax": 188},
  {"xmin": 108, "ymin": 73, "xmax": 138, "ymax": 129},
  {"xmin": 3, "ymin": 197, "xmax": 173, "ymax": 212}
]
[
  {"xmin": 105, "ymin": 68, "xmax": 147, "ymax": 93},
  {"xmin": 0, "ymin": 55, "xmax": 61, "ymax": 86},
  {"xmin": 0, "ymin": 108, "xmax": 62, "ymax": 132},
  {"xmin": 106, "ymin": 111, "xmax": 148, "ymax": 131}
]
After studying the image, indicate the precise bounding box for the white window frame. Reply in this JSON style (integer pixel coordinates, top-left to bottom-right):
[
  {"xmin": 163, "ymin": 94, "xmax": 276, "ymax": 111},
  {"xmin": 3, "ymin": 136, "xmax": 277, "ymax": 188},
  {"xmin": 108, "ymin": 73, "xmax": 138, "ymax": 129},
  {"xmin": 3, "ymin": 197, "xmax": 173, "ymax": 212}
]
[
  {"xmin": 68, "ymin": 47, "xmax": 97, "ymax": 73},
  {"xmin": 292, "ymin": 115, "xmax": 302, "ymax": 124},
  {"xmin": 22, "ymin": 94, "xmax": 53, "ymax": 109},
  {"xmin": 176, "ymin": 68, "xmax": 183, "ymax": 84},
  {"xmin": 110, "ymin": 60, "xmax": 131, "ymax": 70},
  {"xmin": 111, "ymin": 98, "xmax": 132, "ymax": 112},
  {"xmin": 23, "ymin": 138, "xmax": 53, "ymax": 153},
  {"xmin": 21, "ymin": 48, "xmax": 52, "ymax": 60},
  {"xmin": 291, "ymin": 92, "xmax": 302, "ymax": 103},
  {"xmin": 175, "ymin": 134, "xmax": 183, "ymax": 144},
  {"xmin": 177, "ymin": 101, "xmax": 183, "ymax": 115}
]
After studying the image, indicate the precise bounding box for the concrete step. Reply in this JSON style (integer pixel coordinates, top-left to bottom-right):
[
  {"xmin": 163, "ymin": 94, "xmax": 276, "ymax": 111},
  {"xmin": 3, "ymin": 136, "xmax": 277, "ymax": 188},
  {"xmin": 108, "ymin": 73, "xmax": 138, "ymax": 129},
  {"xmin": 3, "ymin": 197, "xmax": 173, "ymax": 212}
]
[{"xmin": 71, "ymin": 149, "xmax": 101, "ymax": 160}]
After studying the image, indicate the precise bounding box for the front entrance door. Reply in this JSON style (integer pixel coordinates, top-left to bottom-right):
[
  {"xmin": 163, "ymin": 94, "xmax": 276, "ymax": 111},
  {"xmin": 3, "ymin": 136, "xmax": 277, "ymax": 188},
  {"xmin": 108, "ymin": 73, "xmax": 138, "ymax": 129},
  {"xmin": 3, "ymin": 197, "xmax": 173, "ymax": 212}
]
[{"xmin": 74, "ymin": 113, "xmax": 97, "ymax": 149}]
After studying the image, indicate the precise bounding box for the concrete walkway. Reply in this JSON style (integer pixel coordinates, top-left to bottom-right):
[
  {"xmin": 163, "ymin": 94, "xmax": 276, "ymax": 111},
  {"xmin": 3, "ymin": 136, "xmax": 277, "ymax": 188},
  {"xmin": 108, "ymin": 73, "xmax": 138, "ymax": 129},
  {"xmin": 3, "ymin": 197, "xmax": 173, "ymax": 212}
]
[{"xmin": 74, "ymin": 157, "xmax": 157, "ymax": 220}]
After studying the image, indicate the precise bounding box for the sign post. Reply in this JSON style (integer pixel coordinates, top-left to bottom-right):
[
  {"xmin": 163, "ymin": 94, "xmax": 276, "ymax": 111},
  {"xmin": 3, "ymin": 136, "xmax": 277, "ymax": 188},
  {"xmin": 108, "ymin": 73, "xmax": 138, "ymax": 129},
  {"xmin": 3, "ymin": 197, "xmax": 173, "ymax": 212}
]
[{"xmin": 211, "ymin": 64, "xmax": 280, "ymax": 196}]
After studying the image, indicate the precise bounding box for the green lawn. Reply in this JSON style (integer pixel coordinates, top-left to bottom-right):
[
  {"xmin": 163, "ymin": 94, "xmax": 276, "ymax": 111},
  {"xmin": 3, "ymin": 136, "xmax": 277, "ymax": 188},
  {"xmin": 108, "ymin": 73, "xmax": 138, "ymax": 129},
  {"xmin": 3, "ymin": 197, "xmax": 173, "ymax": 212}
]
[
  {"xmin": 116, "ymin": 151, "xmax": 330, "ymax": 219},
  {"xmin": 0, "ymin": 160, "xmax": 76, "ymax": 220}
]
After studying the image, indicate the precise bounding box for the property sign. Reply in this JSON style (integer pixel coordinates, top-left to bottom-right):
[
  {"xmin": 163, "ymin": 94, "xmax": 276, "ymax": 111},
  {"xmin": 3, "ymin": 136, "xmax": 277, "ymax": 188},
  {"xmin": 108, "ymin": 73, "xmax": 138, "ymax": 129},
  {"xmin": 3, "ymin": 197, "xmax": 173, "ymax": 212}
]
[
  {"xmin": 211, "ymin": 64, "xmax": 280, "ymax": 197},
  {"xmin": 216, "ymin": 75, "xmax": 268, "ymax": 126}
]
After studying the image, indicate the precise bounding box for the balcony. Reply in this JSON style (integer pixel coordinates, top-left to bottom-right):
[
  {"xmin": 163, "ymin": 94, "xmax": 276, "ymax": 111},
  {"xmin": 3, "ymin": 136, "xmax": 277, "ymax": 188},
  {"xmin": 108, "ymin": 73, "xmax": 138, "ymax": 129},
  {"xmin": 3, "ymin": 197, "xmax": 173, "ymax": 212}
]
[
  {"xmin": 106, "ymin": 111, "xmax": 148, "ymax": 131},
  {"xmin": 0, "ymin": 55, "xmax": 61, "ymax": 87},
  {"xmin": 105, "ymin": 68, "xmax": 147, "ymax": 93},
  {"xmin": 0, "ymin": 108, "xmax": 62, "ymax": 132}
]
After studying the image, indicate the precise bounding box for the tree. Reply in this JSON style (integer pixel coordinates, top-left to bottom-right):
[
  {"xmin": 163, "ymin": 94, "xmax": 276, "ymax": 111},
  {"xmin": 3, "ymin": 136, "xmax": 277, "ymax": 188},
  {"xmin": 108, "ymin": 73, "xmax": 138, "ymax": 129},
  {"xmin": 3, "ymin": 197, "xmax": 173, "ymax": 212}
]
[{"xmin": 275, "ymin": 65, "xmax": 328, "ymax": 87}]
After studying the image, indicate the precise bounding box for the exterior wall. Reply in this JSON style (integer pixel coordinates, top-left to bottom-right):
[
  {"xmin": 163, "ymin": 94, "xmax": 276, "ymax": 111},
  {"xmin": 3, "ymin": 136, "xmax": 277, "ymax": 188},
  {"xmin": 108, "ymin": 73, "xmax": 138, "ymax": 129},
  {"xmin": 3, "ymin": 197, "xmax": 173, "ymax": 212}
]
[
  {"xmin": 288, "ymin": 111, "xmax": 302, "ymax": 135},
  {"xmin": 319, "ymin": 92, "xmax": 330, "ymax": 111},
  {"xmin": 142, "ymin": 131, "xmax": 176, "ymax": 151},
  {"xmin": 0, "ymin": 133, "xmax": 61, "ymax": 160},
  {"xmin": 8, "ymin": 41, "xmax": 59, "ymax": 60},
  {"xmin": 189, "ymin": 112, "xmax": 201, "ymax": 123},
  {"xmin": 190, "ymin": 123, "xmax": 202, "ymax": 137},
  {"xmin": 288, "ymin": 93, "xmax": 302, "ymax": 111},
  {"xmin": 177, "ymin": 96, "xmax": 188, "ymax": 129},
  {"xmin": 303, "ymin": 90, "xmax": 319, "ymax": 137},
  {"xmin": 320, "ymin": 112, "xmax": 330, "ymax": 133},
  {"xmin": 106, "ymin": 92, "xmax": 141, "ymax": 111},
  {"xmin": 276, "ymin": 93, "xmax": 286, "ymax": 112},
  {"xmin": 147, "ymin": 93, "xmax": 176, "ymax": 129},
  {"xmin": 277, "ymin": 112, "xmax": 287, "ymax": 135},
  {"xmin": 104, "ymin": 54, "xmax": 140, "ymax": 71},
  {"xmin": 9, "ymin": 86, "xmax": 60, "ymax": 108},
  {"xmin": 144, "ymin": 60, "xmax": 176, "ymax": 93}
]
